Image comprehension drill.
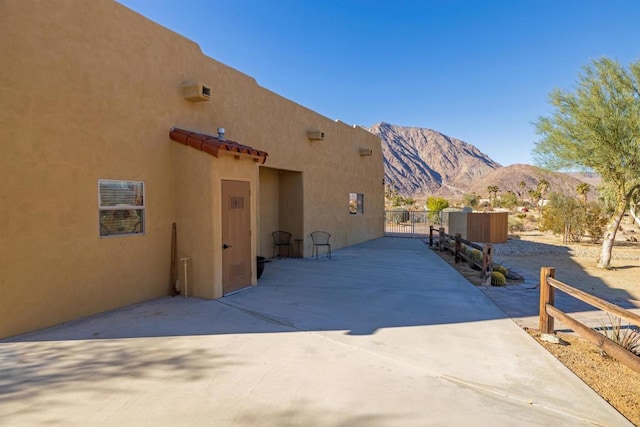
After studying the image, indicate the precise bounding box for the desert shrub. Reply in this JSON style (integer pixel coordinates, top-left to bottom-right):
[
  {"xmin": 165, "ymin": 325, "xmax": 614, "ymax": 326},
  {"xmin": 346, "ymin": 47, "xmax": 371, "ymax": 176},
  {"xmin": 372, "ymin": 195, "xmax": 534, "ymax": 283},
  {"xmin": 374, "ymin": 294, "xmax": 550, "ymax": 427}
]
[
  {"xmin": 427, "ymin": 197, "xmax": 449, "ymax": 223},
  {"xmin": 426, "ymin": 196, "xmax": 449, "ymax": 212},
  {"xmin": 584, "ymin": 203, "xmax": 608, "ymax": 244},
  {"xmin": 508, "ymin": 217, "xmax": 525, "ymax": 233},
  {"xmin": 569, "ymin": 225, "xmax": 585, "ymax": 243},
  {"xmin": 491, "ymin": 271, "xmax": 506, "ymax": 286},
  {"xmin": 516, "ymin": 213, "xmax": 527, "ymax": 220},
  {"xmin": 462, "ymin": 193, "xmax": 479, "ymax": 208},
  {"xmin": 540, "ymin": 192, "xmax": 586, "ymax": 243},
  {"xmin": 389, "ymin": 209, "xmax": 409, "ymax": 224},
  {"xmin": 596, "ymin": 314, "xmax": 640, "ymax": 356},
  {"xmin": 498, "ymin": 191, "xmax": 519, "ymax": 209}
]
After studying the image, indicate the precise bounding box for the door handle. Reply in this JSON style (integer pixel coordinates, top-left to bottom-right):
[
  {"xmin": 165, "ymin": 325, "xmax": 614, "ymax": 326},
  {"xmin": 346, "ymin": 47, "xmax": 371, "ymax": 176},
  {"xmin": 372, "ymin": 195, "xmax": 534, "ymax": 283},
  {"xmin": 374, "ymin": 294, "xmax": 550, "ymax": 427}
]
[{"xmin": 223, "ymin": 243, "xmax": 232, "ymax": 249}]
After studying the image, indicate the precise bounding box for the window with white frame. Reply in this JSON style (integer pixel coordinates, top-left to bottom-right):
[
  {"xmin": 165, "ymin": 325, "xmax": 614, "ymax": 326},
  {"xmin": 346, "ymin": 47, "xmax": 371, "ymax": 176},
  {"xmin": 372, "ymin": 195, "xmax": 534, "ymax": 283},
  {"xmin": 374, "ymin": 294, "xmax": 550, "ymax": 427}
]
[
  {"xmin": 349, "ymin": 193, "xmax": 364, "ymax": 215},
  {"xmin": 98, "ymin": 179, "xmax": 145, "ymax": 237}
]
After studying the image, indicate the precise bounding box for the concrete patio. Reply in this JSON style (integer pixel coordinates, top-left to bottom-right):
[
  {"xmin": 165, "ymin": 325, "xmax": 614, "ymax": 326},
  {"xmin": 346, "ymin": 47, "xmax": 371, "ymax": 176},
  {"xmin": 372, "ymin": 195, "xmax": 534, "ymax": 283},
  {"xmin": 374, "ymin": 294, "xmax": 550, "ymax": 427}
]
[{"xmin": 0, "ymin": 238, "xmax": 631, "ymax": 426}]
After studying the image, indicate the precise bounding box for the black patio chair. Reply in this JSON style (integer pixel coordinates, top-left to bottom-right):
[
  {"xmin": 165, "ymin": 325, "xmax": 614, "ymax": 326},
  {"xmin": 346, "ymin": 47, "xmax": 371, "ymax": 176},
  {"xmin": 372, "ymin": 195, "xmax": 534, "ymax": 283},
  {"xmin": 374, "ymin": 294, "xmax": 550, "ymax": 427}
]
[
  {"xmin": 311, "ymin": 231, "xmax": 331, "ymax": 259},
  {"xmin": 272, "ymin": 231, "xmax": 293, "ymax": 258}
]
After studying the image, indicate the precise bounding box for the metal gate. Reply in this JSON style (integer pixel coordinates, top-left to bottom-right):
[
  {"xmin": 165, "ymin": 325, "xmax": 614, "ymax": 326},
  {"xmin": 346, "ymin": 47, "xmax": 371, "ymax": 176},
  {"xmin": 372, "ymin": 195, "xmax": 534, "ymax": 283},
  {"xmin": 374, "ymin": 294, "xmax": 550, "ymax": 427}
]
[{"xmin": 384, "ymin": 210, "xmax": 440, "ymax": 238}]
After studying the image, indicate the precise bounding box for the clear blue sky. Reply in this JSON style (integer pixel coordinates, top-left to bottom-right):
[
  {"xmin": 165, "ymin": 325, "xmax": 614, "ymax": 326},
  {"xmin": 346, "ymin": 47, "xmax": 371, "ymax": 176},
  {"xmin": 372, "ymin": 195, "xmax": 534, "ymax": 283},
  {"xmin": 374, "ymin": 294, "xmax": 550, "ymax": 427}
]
[{"xmin": 117, "ymin": 0, "xmax": 639, "ymax": 166}]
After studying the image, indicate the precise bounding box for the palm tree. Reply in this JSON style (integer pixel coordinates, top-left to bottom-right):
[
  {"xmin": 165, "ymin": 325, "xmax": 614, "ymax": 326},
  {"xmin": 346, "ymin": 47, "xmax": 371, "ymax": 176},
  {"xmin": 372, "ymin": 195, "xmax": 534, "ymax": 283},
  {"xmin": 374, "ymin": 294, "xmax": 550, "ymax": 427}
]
[
  {"xmin": 528, "ymin": 189, "xmax": 540, "ymax": 207},
  {"xmin": 487, "ymin": 185, "xmax": 499, "ymax": 206},
  {"xmin": 518, "ymin": 180, "xmax": 527, "ymax": 196},
  {"xmin": 537, "ymin": 179, "xmax": 549, "ymax": 212},
  {"xmin": 576, "ymin": 182, "xmax": 590, "ymax": 205}
]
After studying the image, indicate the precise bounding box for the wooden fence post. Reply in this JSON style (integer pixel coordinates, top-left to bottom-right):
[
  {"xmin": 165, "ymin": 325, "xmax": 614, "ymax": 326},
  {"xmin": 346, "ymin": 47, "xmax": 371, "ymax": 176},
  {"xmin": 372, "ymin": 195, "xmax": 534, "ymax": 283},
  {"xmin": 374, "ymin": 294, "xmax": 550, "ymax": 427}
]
[
  {"xmin": 429, "ymin": 226, "xmax": 433, "ymax": 247},
  {"xmin": 438, "ymin": 227, "xmax": 445, "ymax": 252},
  {"xmin": 482, "ymin": 244, "xmax": 493, "ymax": 286},
  {"xmin": 455, "ymin": 233, "xmax": 461, "ymax": 263},
  {"xmin": 539, "ymin": 267, "xmax": 556, "ymax": 334}
]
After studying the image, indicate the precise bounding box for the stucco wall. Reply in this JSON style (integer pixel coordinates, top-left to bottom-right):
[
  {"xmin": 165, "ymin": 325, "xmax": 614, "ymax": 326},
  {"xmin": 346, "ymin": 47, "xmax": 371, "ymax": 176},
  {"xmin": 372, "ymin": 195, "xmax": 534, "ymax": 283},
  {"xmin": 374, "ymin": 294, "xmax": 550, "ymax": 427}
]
[
  {"xmin": 172, "ymin": 145, "xmax": 217, "ymax": 299},
  {"xmin": 1, "ymin": 0, "xmax": 184, "ymax": 338},
  {"xmin": 277, "ymin": 170, "xmax": 304, "ymax": 253},
  {"xmin": 0, "ymin": 0, "xmax": 384, "ymax": 338},
  {"xmin": 258, "ymin": 168, "xmax": 281, "ymax": 257}
]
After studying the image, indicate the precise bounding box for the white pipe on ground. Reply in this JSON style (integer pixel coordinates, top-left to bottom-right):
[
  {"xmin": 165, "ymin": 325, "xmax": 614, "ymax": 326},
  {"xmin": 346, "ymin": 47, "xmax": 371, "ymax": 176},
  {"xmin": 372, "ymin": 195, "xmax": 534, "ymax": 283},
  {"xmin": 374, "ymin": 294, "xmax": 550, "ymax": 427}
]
[{"xmin": 180, "ymin": 257, "xmax": 192, "ymax": 298}]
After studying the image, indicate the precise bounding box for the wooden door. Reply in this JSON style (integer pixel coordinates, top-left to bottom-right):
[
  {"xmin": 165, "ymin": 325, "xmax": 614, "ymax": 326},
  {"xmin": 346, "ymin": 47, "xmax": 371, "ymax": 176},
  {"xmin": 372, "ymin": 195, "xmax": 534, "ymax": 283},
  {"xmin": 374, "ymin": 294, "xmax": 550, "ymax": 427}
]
[{"xmin": 222, "ymin": 180, "xmax": 252, "ymax": 294}]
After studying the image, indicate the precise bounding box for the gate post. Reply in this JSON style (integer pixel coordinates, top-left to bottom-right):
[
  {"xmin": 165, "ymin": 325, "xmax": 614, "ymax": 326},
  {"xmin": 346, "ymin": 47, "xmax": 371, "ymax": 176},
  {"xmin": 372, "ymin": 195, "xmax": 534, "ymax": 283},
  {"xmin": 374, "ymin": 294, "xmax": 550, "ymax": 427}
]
[
  {"xmin": 411, "ymin": 211, "xmax": 415, "ymax": 238},
  {"xmin": 438, "ymin": 227, "xmax": 445, "ymax": 252}
]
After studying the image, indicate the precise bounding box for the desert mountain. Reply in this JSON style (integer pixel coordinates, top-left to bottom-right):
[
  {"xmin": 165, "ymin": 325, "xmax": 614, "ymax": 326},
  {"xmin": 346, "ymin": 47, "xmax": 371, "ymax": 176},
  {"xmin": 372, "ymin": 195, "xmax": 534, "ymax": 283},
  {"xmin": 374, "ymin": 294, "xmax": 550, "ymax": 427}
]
[
  {"xmin": 468, "ymin": 164, "xmax": 597, "ymax": 201},
  {"xmin": 369, "ymin": 122, "xmax": 598, "ymax": 200},
  {"xmin": 368, "ymin": 122, "xmax": 501, "ymax": 197}
]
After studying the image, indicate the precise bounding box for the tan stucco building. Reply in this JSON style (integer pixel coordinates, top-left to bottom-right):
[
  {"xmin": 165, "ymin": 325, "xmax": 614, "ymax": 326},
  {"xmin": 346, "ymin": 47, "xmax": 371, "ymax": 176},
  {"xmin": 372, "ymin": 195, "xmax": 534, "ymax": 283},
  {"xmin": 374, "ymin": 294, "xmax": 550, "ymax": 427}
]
[{"xmin": 0, "ymin": 0, "xmax": 384, "ymax": 339}]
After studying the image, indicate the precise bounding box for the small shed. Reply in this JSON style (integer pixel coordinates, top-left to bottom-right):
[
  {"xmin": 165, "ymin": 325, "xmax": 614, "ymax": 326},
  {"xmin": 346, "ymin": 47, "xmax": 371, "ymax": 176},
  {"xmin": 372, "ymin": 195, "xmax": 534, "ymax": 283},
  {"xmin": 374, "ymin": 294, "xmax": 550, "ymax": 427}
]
[
  {"xmin": 448, "ymin": 212, "xmax": 508, "ymax": 244},
  {"xmin": 447, "ymin": 211, "xmax": 509, "ymax": 286}
]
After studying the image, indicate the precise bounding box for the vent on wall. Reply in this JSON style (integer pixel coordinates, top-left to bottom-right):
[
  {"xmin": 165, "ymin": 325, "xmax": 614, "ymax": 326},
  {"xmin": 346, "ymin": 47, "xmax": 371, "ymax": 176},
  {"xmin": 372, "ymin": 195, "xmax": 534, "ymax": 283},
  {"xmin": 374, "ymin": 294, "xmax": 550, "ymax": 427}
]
[
  {"xmin": 359, "ymin": 148, "xmax": 373, "ymax": 156},
  {"xmin": 181, "ymin": 81, "xmax": 211, "ymax": 102},
  {"xmin": 306, "ymin": 130, "xmax": 325, "ymax": 141}
]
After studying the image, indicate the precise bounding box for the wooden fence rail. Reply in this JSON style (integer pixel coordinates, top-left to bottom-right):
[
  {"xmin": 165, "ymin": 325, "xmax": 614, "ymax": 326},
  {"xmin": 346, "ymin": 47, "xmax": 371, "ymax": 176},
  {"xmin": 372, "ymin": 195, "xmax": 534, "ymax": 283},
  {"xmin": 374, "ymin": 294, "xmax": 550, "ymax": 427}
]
[
  {"xmin": 429, "ymin": 226, "xmax": 493, "ymax": 285},
  {"xmin": 539, "ymin": 266, "xmax": 640, "ymax": 374},
  {"xmin": 429, "ymin": 225, "xmax": 484, "ymax": 262}
]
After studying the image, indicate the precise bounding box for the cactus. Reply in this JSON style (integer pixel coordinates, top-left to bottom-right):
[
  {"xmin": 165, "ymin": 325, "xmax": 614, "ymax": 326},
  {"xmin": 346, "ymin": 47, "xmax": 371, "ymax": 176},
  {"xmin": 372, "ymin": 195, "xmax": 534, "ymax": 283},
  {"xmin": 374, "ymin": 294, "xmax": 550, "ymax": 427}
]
[
  {"xmin": 493, "ymin": 265, "xmax": 508, "ymax": 276},
  {"xmin": 468, "ymin": 249, "xmax": 482, "ymax": 264},
  {"xmin": 491, "ymin": 271, "xmax": 506, "ymax": 286}
]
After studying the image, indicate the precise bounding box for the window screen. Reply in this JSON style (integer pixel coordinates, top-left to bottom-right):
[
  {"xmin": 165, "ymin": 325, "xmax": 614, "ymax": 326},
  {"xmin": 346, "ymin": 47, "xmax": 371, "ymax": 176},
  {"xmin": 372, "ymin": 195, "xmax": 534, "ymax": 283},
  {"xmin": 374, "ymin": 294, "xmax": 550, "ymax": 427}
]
[
  {"xmin": 98, "ymin": 179, "xmax": 145, "ymax": 237},
  {"xmin": 349, "ymin": 193, "xmax": 364, "ymax": 215}
]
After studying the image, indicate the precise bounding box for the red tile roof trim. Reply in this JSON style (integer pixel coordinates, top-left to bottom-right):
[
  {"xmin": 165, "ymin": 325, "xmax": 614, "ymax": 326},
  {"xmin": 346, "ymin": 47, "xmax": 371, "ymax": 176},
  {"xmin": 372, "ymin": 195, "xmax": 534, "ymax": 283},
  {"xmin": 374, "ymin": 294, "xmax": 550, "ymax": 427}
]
[{"xmin": 169, "ymin": 127, "xmax": 268, "ymax": 164}]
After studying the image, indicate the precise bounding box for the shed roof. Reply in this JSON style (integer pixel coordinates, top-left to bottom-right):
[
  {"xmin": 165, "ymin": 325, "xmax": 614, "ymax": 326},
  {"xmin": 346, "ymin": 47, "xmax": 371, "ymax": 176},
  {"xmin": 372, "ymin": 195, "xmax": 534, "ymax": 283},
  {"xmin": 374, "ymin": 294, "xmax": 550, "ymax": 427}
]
[{"xmin": 169, "ymin": 127, "xmax": 268, "ymax": 164}]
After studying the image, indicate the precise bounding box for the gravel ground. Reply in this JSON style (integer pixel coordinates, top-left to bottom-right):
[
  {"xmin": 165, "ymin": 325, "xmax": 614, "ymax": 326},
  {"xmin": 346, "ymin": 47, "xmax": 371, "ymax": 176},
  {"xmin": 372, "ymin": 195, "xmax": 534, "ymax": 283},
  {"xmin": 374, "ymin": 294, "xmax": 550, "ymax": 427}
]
[
  {"xmin": 437, "ymin": 232, "xmax": 640, "ymax": 425},
  {"xmin": 493, "ymin": 234, "xmax": 640, "ymax": 260},
  {"xmin": 529, "ymin": 330, "xmax": 640, "ymax": 426}
]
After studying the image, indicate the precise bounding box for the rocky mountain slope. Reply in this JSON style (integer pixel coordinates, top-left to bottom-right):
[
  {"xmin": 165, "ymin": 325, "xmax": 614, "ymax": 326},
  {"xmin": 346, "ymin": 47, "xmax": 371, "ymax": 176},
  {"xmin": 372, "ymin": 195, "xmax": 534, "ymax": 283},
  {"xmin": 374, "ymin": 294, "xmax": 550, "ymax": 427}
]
[
  {"xmin": 368, "ymin": 122, "xmax": 501, "ymax": 197},
  {"xmin": 368, "ymin": 122, "xmax": 598, "ymax": 200}
]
